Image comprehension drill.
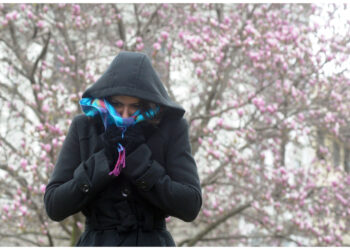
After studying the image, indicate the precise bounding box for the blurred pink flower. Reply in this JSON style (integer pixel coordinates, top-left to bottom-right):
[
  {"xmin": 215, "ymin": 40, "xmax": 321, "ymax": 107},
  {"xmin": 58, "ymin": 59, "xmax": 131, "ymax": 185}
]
[
  {"xmin": 116, "ymin": 40, "xmax": 124, "ymax": 48},
  {"xmin": 136, "ymin": 43, "xmax": 144, "ymax": 51},
  {"xmin": 44, "ymin": 144, "xmax": 52, "ymax": 152},
  {"xmin": 153, "ymin": 42, "xmax": 161, "ymax": 51},
  {"xmin": 195, "ymin": 67, "xmax": 203, "ymax": 77},
  {"xmin": 37, "ymin": 20, "xmax": 44, "ymax": 29},
  {"xmin": 27, "ymin": 11, "xmax": 33, "ymax": 19},
  {"xmin": 69, "ymin": 55, "xmax": 76, "ymax": 62},
  {"xmin": 202, "ymin": 209, "xmax": 211, "ymax": 217},
  {"xmin": 73, "ymin": 4, "xmax": 81, "ymax": 15},
  {"xmin": 37, "ymin": 93, "xmax": 44, "ymax": 100},
  {"xmin": 136, "ymin": 37, "xmax": 143, "ymax": 43},
  {"xmin": 6, "ymin": 11, "xmax": 18, "ymax": 21},
  {"xmin": 161, "ymin": 31, "xmax": 169, "ymax": 40},
  {"xmin": 42, "ymin": 104, "xmax": 50, "ymax": 113},
  {"xmin": 40, "ymin": 184, "xmax": 46, "ymax": 193},
  {"xmin": 20, "ymin": 159, "xmax": 28, "ymax": 169}
]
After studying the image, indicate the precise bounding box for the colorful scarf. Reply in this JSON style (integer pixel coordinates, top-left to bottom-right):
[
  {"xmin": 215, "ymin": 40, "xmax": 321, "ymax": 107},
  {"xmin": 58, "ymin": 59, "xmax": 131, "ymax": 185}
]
[{"xmin": 79, "ymin": 97, "xmax": 159, "ymax": 176}]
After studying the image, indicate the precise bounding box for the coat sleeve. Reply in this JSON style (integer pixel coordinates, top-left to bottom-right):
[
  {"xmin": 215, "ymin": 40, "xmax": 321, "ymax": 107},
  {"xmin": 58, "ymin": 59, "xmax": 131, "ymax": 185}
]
[
  {"xmin": 122, "ymin": 118, "xmax": 202, "ymax": 222},
  {"xmin": 44, "ymin": 115, "xmax": 115, "ymax": 221}
]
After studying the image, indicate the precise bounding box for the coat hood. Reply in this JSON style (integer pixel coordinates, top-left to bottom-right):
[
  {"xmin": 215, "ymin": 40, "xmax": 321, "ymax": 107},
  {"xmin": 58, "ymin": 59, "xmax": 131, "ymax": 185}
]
[{"xmin": 82, "ymin": 51, "xmax": 185, "ymax": 118}]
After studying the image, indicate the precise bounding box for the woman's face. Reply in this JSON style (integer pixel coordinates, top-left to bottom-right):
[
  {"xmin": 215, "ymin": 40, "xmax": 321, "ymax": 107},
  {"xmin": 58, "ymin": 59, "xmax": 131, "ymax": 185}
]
[{"xmin": 108, "ymin": 95, "xmax": 141, "ymax": 118}]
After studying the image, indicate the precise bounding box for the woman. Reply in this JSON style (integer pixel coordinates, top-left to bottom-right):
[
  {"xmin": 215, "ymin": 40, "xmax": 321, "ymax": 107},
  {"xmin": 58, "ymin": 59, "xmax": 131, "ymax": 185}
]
[{"xmin": 44, "ymin": 51, "xmax": 202, "ymax": 246}]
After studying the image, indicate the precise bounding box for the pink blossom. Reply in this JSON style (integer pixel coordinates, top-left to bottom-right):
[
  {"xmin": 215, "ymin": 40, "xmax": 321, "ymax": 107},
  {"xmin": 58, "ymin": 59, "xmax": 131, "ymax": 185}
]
[
  {"xmin": 324, "ymin": 113, "xmax": 335, "ymax": 123},
  {"xmin": 178, "ymin": 31, "xmax": 185, "ymax": 40},
  {"xmin": 57, "ymin": 56, "xmax": 65, "ymax": 64},
  {"xmin": 212, "ymin": 200, "xmax": 218, "ymax": 209},
  {"xmin": 42, "ymin": 104, "xmax": 50, "ymax": 113},
  {"xmin": 43, "ymin": 144, "xmax": 52, "ymax": 152},
  {"xmin": 252, "ymin": 97, "xmax": 265, "ymax": 110},
  {"xmin": 20, "ymin": 159, "xmax": 28, "ymax": 169},
  {"xmin": 266, "ymin": 105, "xmax": 276, "ymax": 114},
  {"xmin": 38, "ymin": 184, "xmax": 46, "ymax": 194},
  {"xmin": 153, "ymin": 42, "xmax": 161, "ymax": 51},
  {"xmin": 19, "ymin": 206, "xmax": 28, "ymax": 216},
  {"xmin": 36, "ymin": 123, "xmax": 44, "ymax": 131},
  {"xmin": 335, "ymin": 193, "xmax": 347, "ymax": 206},
  {"xmin": 136, "ymin": 37, "xmax": 143, "ymax": 43},
  {"xmin": 136, "ymin": 43, "xmax": 144, "ymax": 51},
  {"xmin": 248, "ymin": 51, "xmax": 260, "ymax": 62},
  {"xmin": 3, "ymin": 205, "xmax": 9, "ymax": 213},
  {"xmin": 7, "ymin": 11, "xmax": 19, "ymax": 21},
  {"xmin": 215, "ymin": 56, "xmax": 222, "ymax": 64},
  {"xmin": 160, "ymin": 31, "xmax": 169, "ymax": 40},
  {"xmin": 37, "ymin": 20, "xmax": 44, "ymax": 29},
  {"xmin": 237, "ymin": 109, "xmax": 244, "ymax": 117},
  {"xmin": 217, "ymin": 118, "xmax": 224, "ymax": 126},
  {"xmin": 279, "ymin": 167, "xmax": 287, "ymax": 175},
  {"xmin": 69, "ymin": 55, "xmax": 76, "ymax": 62},
  {"xmin": 274, "ymin": 202, "xmax": 281, "ymax": 209},
  {"xmin": 116, "ymin": 40, "xmax": 124, "ymax": 48},
  {"xmin": 323, "ymin": 235, "xmax": 333, "ymax": 244},
  {"xmin": 73, "ymin": 4, "xmax": 81, "ymax": 15},
  {"xmin": 210, "ymin": 150, "xmax": 220, "ymax": 159},
  {"xmin": 195, "ymin": 67, "xmax": 203, "ymax": 77},
  {"xmin": 37, "ymin": 93, "xmax": 45, "ymax": 101},
  {"xmin": 202, "ymin": 209, "xmax": 211, "ymax": 217},
  {"xmin": 52, "ymin": 138, "xmax": 59, "ymax": 148},
  {"xmin": 27, "ymin": 11, "xmax": 34, "ymax": 19}
]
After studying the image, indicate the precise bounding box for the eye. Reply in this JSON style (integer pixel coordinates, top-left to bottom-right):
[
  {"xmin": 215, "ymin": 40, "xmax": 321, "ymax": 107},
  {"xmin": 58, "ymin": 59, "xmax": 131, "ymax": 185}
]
[
  {"xmin": 131, "ymin": 103, "xmax": 141, "ymax": 109},
  {"xmin": 109, "ymin": 100, "xmax": 123, "ymax": 107}
]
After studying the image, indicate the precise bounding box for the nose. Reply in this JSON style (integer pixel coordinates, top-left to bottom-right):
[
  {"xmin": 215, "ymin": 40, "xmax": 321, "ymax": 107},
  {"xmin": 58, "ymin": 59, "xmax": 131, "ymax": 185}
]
[{"xmin": 121, "ymin": 107, "xmax": 129, "ymax": 118}]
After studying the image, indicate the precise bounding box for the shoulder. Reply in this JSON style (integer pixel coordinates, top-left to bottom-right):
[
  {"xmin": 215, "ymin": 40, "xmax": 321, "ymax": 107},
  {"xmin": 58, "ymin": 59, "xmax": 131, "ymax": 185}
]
[
  {"xmin": 72, "ymin": 113, "xmax": 89, "ymax": 124},
  {"xmin": 71, "ymin": 114, "xmax": 90, "ymax": 129},
  {"xmin": 70, "ymin": 114, "xmax": 101, "ymax": 138},
  {"xmin": 158, "ymin": 117, "xmax": 189, "ymax": 136}
]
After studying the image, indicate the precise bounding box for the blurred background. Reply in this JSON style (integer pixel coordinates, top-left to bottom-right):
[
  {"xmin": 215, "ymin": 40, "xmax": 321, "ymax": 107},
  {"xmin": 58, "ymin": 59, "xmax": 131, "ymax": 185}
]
[{"xmin": 0, "ymin": 3, "xmax": 349, "ymax": 246}]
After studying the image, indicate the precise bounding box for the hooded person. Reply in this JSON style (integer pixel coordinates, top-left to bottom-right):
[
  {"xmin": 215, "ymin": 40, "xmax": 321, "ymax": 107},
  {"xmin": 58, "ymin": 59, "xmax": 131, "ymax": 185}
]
[{"xmin": 44, "ymin": 51, "xmax": 202, "ymax": 246}]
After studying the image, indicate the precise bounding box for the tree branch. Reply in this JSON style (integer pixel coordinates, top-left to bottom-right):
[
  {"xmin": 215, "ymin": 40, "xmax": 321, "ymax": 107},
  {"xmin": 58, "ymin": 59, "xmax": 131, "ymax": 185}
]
[{"xmin": 178, "ymin": 202, "xmax": 252, "ymax": 246}]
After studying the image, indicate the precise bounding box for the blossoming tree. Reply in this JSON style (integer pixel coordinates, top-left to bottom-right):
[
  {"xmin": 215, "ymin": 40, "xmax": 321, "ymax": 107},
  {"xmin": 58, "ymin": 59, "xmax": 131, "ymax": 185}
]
[{"xmin": 0, "ymin": 3, "xmax": 349, "ymax": 246}]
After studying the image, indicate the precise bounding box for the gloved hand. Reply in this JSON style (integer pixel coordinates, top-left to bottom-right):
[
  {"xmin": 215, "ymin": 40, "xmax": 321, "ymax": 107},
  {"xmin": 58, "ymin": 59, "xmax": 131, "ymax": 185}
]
[
  {"xmin": 124, "ymin": 122, "xmax": 146, "ymax": 156},
  {"xmin": 100, "ymin": 124, "xmax": 125, "ymax": 167}
]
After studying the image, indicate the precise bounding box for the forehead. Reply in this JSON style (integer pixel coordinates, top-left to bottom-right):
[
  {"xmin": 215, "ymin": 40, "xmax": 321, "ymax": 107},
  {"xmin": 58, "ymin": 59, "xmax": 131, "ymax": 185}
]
[{"xmin": 109, "ymin": 95, "xmax": 140, "ymax": 103}]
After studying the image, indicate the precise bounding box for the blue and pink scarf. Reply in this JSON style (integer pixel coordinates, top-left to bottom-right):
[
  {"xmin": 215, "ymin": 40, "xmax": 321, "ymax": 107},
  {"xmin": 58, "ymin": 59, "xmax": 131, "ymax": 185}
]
[{"xmin": 79, "ymin": 97, "xmax": 159, "ymax": 176}]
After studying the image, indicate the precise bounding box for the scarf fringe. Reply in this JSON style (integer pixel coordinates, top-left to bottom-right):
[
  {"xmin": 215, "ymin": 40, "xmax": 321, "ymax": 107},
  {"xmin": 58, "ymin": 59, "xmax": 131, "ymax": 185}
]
[{"xmin": 109, "ymin": 144, "xmax": 126, "ymax": 177}]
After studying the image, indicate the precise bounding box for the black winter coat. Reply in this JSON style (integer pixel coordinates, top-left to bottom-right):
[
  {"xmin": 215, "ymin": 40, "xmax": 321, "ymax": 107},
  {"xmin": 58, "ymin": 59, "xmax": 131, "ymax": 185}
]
[{"xmin": 44, "ymin": 52, "xmax": 202, "ymax": 246}]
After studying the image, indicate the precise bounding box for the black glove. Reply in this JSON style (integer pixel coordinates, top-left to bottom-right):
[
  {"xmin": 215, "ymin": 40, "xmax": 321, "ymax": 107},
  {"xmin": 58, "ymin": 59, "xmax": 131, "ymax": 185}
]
[
  {"xmin": 124, "ymin": 122, "xmax": 146, "ymax": 156},
  {"xmin": 100, "ymin": 124, "xmax": 124, "ymax": 167}
]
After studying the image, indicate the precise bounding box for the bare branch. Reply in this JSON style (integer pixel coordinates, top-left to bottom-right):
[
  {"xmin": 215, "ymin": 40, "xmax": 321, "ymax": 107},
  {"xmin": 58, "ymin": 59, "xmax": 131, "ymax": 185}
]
[{"xmin": 178, "ymin": 202, "xmax": 252, "ymax": 246}]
